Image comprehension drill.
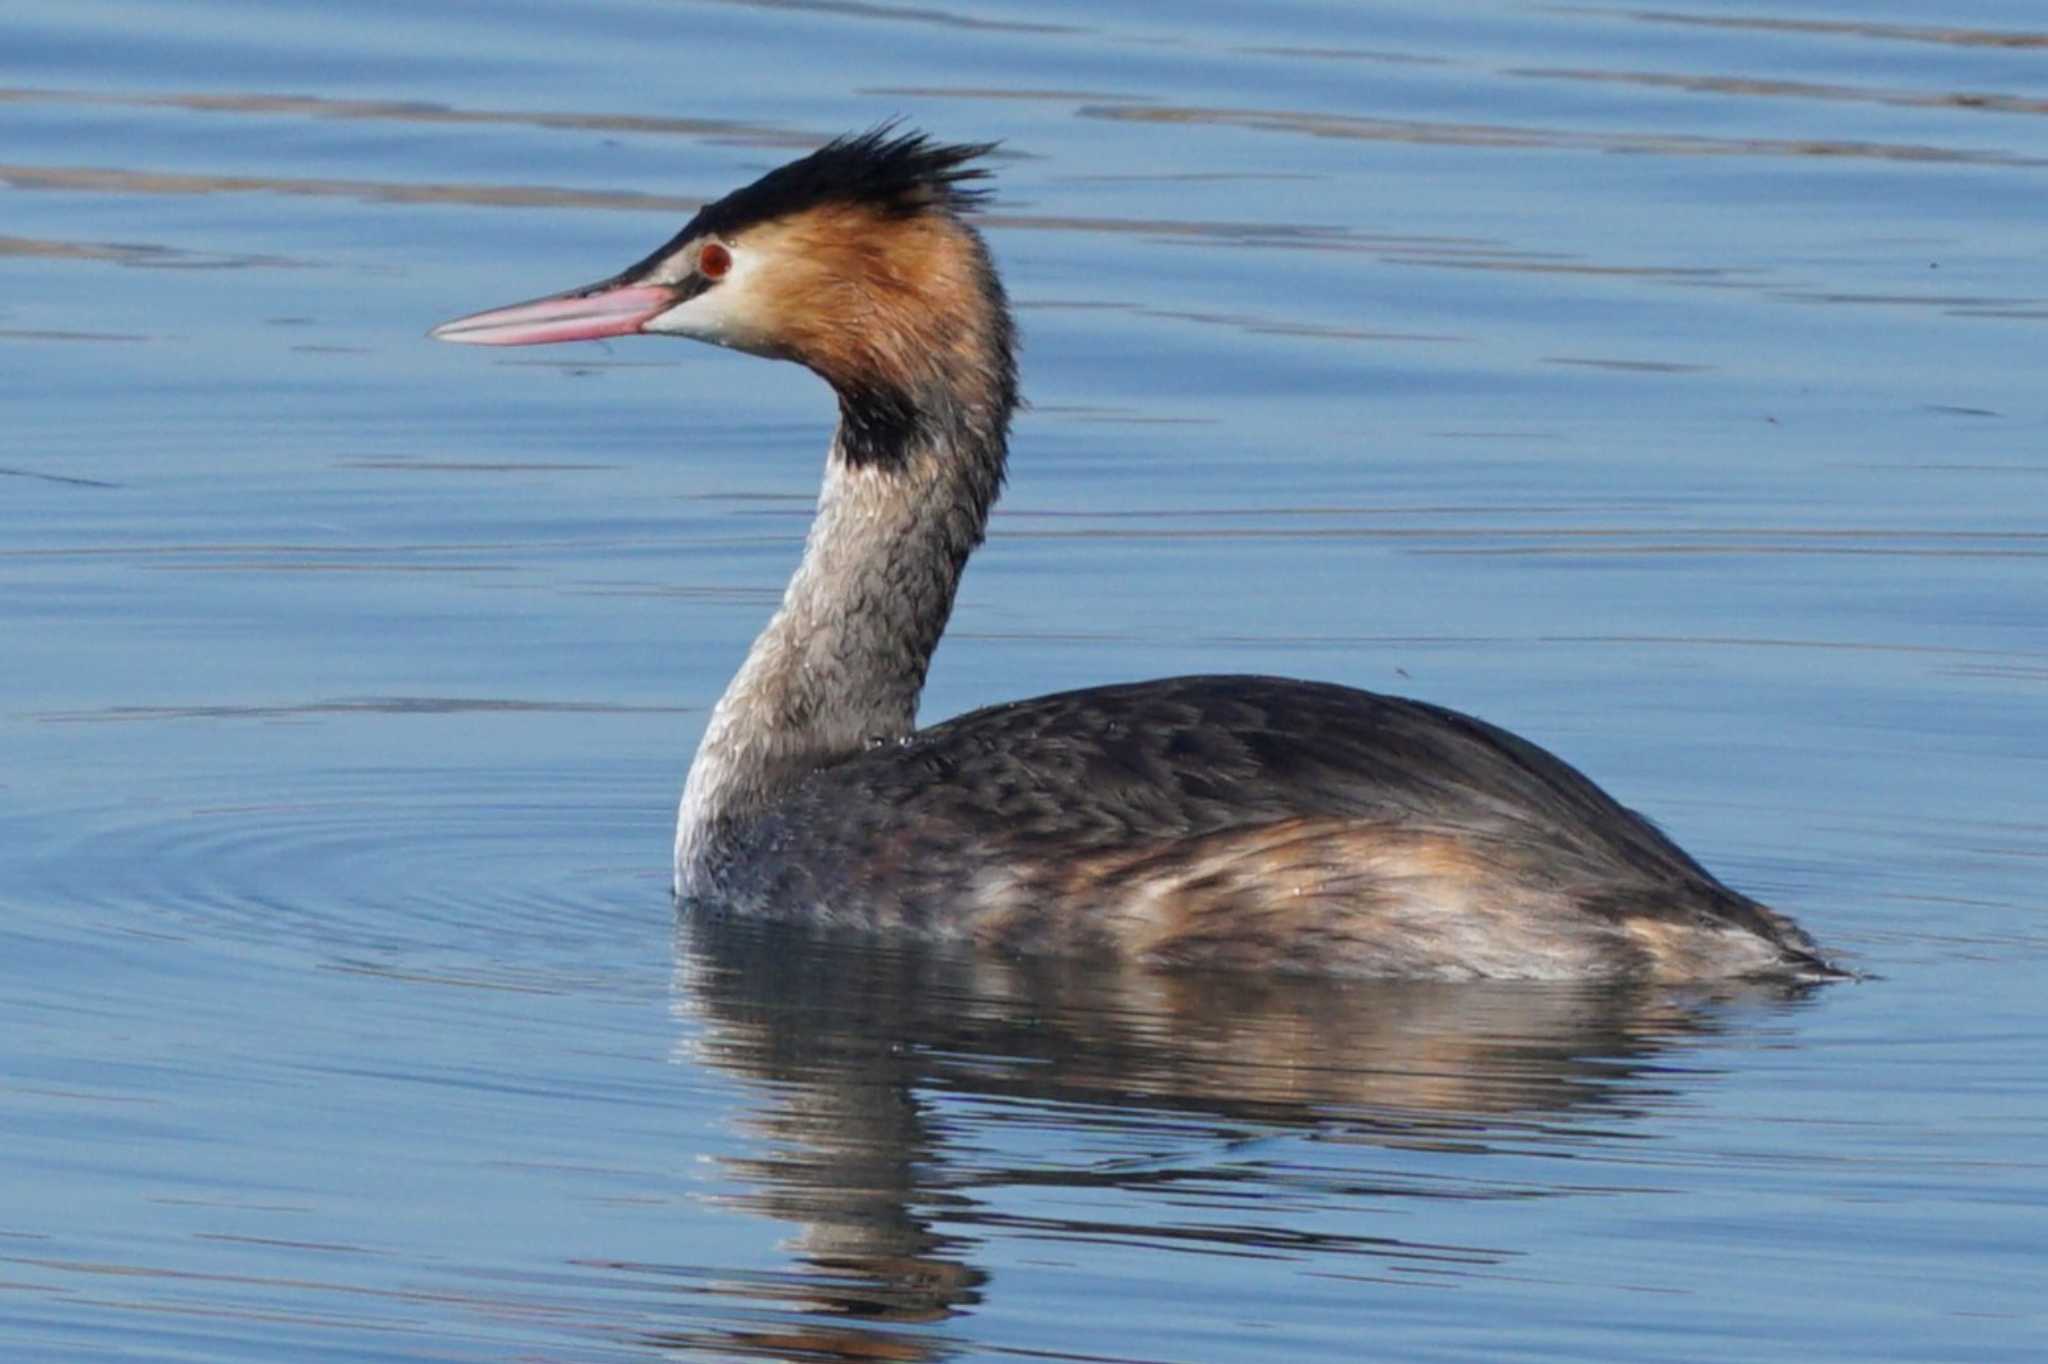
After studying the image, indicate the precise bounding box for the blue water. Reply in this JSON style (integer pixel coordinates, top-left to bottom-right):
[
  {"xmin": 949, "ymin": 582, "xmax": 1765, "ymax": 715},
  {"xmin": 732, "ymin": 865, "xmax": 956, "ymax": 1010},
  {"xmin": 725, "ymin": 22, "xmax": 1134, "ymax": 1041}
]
[{"xmin": 4, "ymin": 1, "xmax": 2045, "ymax": 1360}]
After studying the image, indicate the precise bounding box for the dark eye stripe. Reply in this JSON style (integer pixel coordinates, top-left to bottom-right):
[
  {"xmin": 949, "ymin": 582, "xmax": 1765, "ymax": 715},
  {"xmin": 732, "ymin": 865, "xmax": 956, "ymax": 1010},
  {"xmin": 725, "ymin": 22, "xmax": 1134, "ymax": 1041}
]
[{"xmin": 671, "ymin": 272, "xmax": 713, "ymax": 305}]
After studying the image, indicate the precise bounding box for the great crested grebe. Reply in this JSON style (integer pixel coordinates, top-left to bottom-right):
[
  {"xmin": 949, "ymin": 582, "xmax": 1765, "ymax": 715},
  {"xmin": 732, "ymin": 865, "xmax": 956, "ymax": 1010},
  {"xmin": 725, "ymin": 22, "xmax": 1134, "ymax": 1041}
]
[{"xmin": 433, "ymin": 129, "xmax": 1837, "ymax": 981}]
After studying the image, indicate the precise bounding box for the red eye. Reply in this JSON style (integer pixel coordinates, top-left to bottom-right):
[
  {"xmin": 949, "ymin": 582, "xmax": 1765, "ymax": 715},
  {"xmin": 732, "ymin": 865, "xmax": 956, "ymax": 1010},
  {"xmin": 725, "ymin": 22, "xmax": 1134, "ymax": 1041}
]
[{"xmin": 698, "ymin": 241, "xmax": 732, "ymax": 280}]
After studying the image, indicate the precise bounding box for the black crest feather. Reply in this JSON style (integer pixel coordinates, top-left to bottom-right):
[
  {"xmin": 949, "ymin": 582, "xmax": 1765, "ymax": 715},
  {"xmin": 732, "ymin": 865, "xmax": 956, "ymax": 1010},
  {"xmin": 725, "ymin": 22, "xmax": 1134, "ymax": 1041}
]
[{"xmin": 685, "ymin": 126, "xmax": 997, "ymax": 241}]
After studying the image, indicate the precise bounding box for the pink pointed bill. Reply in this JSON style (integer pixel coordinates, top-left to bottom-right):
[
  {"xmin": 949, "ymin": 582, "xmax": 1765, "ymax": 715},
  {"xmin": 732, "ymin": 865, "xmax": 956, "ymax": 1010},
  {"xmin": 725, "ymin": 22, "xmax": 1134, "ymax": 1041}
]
[{"xmin": 429, "ymin": 282, "xmax": 674, "ymax": 346}]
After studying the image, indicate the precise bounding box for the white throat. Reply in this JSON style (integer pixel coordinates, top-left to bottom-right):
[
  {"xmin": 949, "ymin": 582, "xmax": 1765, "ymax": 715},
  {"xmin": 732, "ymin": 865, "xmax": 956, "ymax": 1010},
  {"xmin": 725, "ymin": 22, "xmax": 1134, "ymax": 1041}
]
[{"xmin": 673, "ymin": 433, "xmax": 978, "ymax": 894}]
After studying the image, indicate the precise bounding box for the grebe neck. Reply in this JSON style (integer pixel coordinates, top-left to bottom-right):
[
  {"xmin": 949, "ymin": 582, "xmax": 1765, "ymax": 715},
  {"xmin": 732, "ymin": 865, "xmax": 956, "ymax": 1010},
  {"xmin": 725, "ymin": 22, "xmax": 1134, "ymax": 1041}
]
[{"xmin": 675, "ymin": 382, "xmax": 1009, "ymax": 891}]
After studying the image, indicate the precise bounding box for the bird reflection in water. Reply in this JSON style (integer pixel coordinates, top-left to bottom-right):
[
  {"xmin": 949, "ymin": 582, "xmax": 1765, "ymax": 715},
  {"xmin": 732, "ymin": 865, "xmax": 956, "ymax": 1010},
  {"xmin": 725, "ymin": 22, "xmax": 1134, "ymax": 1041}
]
[{"xmin": 619, "ymin": 915, "xmax": 1824, "ymax": 1361}]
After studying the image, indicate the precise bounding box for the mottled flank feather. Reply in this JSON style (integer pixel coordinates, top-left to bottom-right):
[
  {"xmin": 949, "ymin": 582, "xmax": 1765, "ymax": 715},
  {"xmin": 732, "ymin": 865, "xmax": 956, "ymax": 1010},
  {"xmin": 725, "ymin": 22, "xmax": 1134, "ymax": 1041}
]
[{"xmin": 692, "ymin": 677, "xmax": 1838, "ymax": 982}]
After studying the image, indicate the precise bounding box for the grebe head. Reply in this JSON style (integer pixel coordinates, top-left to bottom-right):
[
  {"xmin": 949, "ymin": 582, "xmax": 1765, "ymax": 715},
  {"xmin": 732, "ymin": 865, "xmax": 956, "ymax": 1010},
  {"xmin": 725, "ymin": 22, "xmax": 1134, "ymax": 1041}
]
[{"xmin": 431, "ymin": 128, "xmax": 1015, "ymax": 436}]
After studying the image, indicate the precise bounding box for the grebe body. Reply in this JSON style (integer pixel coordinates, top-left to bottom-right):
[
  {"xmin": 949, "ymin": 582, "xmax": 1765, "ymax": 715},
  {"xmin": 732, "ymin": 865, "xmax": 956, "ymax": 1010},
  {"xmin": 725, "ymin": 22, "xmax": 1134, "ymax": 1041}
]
[{"xmin": 433, "ymin": 130, "xmax": 1836, "ymax": 982}]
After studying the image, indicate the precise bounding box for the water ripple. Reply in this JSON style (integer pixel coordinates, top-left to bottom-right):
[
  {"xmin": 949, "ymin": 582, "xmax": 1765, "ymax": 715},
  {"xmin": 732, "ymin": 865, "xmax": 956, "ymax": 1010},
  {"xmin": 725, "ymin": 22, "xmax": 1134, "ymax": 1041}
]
[{"xmin": 14, "ymin": 764, "xmax": 668, "ymax": 976}]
